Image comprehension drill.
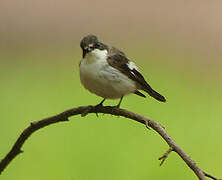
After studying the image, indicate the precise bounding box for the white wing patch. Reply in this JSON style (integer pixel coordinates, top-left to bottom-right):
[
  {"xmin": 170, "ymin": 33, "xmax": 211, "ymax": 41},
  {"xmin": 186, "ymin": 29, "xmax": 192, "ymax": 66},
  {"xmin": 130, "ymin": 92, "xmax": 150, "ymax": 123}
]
[{"xmin": 127, "ymin": 61, "xmax": 139, "ymax": 76}]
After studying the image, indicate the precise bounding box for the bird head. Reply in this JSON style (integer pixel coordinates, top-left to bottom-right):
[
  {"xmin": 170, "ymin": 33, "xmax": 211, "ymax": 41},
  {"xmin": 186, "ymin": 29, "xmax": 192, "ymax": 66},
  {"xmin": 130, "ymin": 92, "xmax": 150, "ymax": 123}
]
[{"xmin": 80, "ymin": 35, "xmax": 107, "ymax": 57}]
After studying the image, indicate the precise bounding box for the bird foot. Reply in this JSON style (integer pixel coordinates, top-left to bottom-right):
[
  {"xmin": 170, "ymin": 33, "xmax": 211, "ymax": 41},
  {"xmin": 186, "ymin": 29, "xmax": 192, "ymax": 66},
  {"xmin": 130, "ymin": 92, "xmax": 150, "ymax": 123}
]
[
  {"xmin": 108, "ymin": 105, "xmax": 120, "ymax": 115},
  {"xmin": 94, "ymin": 102, "xmax": 104, "ymax": 117},
  {"xmin": 81, "ymin": 103, "xmax": 104, "ymax": 117}
]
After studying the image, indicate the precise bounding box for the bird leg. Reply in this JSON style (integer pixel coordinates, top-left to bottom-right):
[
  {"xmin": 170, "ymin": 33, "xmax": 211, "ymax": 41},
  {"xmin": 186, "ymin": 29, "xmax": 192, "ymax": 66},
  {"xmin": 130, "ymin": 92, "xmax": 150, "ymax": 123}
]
[
  {"xmin": 93, "ymin": 97, "xmax": 123, "ymax": 117},
  {"xmin": 116, "ymin": 96, "xmax": 123, "ymax": 108},
  {"xmin": 108, "ymin": 96, "xmax": 124, "ymax": 115},
  {"xmin": 94, "ymin": 98, "xmax": 106, "ymax": 117},
  {"xmin": 96, "ymin": 98, "xmax": 106, "ymax": 107}
]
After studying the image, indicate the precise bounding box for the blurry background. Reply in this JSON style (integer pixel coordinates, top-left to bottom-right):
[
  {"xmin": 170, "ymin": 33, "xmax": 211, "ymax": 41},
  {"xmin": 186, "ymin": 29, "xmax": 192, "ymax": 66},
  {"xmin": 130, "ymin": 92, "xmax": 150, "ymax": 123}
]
[{"xmin": 1, "ymin": 0, "xmax": 222, "ymax": 179}]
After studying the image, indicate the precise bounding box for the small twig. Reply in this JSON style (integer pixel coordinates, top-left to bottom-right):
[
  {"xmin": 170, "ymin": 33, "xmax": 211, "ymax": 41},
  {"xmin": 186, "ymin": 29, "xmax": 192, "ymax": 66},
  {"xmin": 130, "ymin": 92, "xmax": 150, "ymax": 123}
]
[{"xmin": 158, "ymin": 147, "xmax": 174, "ymax": 166}]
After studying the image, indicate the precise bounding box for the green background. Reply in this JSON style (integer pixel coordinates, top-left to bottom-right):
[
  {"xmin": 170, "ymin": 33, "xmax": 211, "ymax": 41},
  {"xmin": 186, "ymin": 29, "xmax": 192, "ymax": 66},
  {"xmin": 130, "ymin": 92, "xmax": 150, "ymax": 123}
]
[{"xmin": 1, "ymin": 1, "xmax": 222, "ymax": 180}]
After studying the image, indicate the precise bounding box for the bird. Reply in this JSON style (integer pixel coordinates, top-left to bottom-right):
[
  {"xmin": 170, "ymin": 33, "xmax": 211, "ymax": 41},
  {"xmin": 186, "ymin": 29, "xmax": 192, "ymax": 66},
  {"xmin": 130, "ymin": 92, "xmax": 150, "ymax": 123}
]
[{"xmin": 79, "ymin": 34, "xmax": 166, "ymax": 108}]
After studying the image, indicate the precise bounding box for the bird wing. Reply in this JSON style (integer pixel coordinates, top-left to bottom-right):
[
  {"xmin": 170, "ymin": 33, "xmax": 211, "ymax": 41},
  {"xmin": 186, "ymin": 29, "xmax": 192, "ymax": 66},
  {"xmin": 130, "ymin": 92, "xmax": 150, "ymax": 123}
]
[
  {"xmin": 107, "ymin": 46, "xmax": 150, "ymax": 89},
  {"xmin": 107, "ymin": 46, "xmax": 166, "ymax": 102}
]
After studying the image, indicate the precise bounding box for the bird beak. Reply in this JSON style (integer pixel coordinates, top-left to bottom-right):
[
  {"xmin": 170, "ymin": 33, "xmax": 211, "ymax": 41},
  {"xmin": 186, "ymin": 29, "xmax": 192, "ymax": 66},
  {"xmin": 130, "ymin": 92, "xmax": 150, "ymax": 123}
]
[{"xmin": 86, "ymin": 47, "xmax": 92, "ymax": 52}]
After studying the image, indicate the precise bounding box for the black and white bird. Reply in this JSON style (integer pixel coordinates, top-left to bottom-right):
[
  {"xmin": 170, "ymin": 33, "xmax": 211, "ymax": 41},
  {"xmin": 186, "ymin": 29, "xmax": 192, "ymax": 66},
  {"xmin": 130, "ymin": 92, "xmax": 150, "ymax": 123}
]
[{"xmin": 79, "ymin": 35, "xmax": 166, "ymax": 107}]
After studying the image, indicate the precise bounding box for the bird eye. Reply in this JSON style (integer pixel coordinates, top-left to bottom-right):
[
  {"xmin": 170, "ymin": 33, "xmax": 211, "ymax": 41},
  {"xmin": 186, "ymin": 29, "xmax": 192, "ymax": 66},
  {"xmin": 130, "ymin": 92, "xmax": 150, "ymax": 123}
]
[{"xmin": 95, "ymin": 42, "xmax": 101, "ymax": 48}]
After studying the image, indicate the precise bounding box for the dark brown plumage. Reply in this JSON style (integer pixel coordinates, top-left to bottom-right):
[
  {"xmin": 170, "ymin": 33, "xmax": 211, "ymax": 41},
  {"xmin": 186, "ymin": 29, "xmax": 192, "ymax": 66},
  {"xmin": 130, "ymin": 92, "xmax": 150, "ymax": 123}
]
[{"xmin": 107, "ymin": 46, "xmax": 166, "ymax": 102}]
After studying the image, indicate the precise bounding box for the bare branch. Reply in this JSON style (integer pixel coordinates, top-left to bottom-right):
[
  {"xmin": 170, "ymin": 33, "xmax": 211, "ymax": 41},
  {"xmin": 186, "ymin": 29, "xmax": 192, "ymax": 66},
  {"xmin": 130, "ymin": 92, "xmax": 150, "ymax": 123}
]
[{"xmin": 0, "ymin": 105, "xmax": 220, "ymax": 180}]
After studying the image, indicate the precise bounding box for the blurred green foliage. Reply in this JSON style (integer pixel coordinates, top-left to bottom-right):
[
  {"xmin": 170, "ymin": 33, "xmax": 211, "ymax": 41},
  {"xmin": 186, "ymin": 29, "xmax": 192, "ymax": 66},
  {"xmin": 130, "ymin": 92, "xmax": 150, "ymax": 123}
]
[{"xmin": 0, "ymin": 46, "xmax": 221, "ymax": 180}]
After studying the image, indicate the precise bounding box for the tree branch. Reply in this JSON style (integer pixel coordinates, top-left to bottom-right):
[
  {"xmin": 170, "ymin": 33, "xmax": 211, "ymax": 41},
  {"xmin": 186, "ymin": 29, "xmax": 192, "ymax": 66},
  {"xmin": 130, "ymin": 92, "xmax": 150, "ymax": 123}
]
[{"xmin": 0, "ymin": 105, "xmax": 220, "ymax": 180}]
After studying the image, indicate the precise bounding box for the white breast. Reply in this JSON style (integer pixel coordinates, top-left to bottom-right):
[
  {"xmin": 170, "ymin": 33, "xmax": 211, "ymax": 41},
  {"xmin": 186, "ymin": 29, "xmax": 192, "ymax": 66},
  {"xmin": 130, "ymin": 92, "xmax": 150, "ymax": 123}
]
[
  {"xmin": 84, "ymin": 49, "xmax": 108, "ymax": 64},
  {"xmin": 79, "ymin": 49, "xmax": 137, "ymax": 99}
]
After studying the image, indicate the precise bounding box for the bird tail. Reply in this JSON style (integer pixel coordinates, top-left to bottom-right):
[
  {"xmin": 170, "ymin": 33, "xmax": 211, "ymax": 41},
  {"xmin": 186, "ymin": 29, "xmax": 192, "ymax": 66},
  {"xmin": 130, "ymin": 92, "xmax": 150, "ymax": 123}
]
[
  {"xmin": 129, "ymin": 68, "xmax": 166, "ymax": 102},
  {"xmin": 143, "ymin": 87, "xmax": 166, "ymax": 102}
]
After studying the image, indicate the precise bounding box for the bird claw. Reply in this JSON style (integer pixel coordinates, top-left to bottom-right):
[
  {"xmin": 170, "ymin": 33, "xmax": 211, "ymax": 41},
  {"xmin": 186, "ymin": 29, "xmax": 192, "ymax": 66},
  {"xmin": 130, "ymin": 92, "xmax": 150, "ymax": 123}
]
[{"xmin": 94, "ymin": 102, "xmax": 104, "ymax": 117}]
